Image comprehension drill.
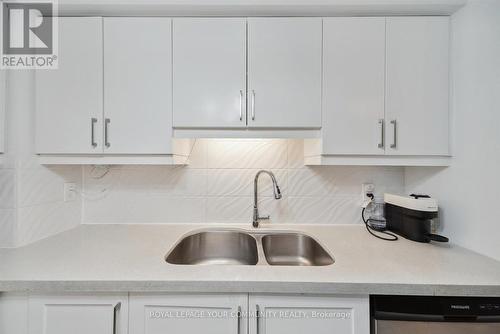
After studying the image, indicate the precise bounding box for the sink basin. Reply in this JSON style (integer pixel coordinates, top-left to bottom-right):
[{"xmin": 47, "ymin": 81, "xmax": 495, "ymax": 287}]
[
  {"xmin": 166, "ymin": 229, "xmax": 334, "ymax": 266},
  {"xmin": 166, "ymin": 231, "xmax": 258, "ymax": 265},
  {"xmin": 262, "ymin": 233, "xmax": 334, "ymax": 266}
]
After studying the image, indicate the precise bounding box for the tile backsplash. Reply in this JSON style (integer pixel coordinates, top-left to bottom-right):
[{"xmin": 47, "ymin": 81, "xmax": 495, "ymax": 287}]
[{"xmin": 83, "ymin": 139, "xmax": 405, "ymax": 225}]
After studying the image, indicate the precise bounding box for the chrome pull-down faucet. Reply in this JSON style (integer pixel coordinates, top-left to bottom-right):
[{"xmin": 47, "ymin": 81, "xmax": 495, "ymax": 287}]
[{"xmin": 252, "ymin": 170, "xmax": 282, "ymax": 228}]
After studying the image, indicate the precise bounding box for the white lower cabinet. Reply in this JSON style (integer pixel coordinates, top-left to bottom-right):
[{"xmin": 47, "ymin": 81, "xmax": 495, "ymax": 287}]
[
  {"xmin": 249, "ymin": 295, "xmax": 369, "ymax": 334},
  {"xmin": 129, "ymin": 293, "xmax": 248, "ymax": 334},
  {"xmin": 28, "ymin": 294, "xmax": 128, "ymax": 334},
  {"xmin": 15, "ymin": 293, "xmax": 369, "ymax": 334},
  {"xmin": 128, "ymin": 294, "xmax": 368, "ymax": 334}
]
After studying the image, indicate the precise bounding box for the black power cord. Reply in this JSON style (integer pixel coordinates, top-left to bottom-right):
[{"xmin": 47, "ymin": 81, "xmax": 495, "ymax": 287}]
[{"xmin": 362, "ymin": 194, "xmax": 398, "ymax": 241}]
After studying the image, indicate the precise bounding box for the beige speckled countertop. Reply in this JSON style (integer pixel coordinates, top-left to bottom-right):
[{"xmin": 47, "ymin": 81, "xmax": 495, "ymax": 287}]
[{"xmin": 1, "ymin": 224, "xmax": 500, "ymax": 296}]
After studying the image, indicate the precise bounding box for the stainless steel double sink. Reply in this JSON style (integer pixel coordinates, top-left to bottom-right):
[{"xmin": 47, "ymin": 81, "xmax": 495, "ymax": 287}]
[{"xmin": 165, "ymin": 229, "xmax": 334, "ymax": 266}]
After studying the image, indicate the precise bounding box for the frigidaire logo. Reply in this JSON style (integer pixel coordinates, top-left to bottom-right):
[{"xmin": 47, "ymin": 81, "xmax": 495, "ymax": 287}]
[
  {"xmin": 451, "ymin": 304, "xmax": 471, "ymax": 310},
  {"xmin": 1, "ymin": 0, "xmax": 58, "ymax": 69}
]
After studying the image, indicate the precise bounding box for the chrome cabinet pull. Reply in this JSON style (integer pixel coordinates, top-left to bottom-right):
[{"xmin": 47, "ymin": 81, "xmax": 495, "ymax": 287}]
[
  {"xmin": 390, "ymin": 119, "xmax": 397, "ymax": 149},
  {"xmin": 251, "ymin": 90, "xmax": 256, "ymax": 121},
  {"xmin": 113, "ymin": 302, "xmax": 121, "ymax": 334},
  {"xmin": 239, "ymin": 90, "xmax": 244, "ymax": 121},
  {"xmin": 237, "ymin": 306, "xmax": 242, "ymax": 334},
  {"xmin": 256, "ymin": 304, "xmax": 260, "ymax": 334},
  {"xmin": 378, "ymin": 119, "xmax": 385, "ymax": 149},
  {"xmin": 91, "ymin": 118, "xmax": 97, "ymax": 148},
  {"xmin": 105, "ymin": 118, "xmax": 111, "ymax": 148}
]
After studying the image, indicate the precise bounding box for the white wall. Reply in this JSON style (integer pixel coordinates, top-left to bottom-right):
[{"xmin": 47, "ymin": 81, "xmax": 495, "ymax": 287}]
[
  {"xmin": 405, "ymin": 0, "xmax": 500, "ymax": 260},
  {"xmin": 83, "ymin": 139, "xmax": 405, "ymax": 224},
  {"xmin": 0, "ymin": 71, "xmax": 82, "ymax": 248},
  {"xmin": 0, "ymin": 70, "xmax": 16, "ymax": 247}
]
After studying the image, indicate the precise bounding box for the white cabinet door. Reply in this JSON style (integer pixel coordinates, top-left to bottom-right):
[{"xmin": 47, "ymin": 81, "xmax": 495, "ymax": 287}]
[
  {"xmin": 247, "ymin": 18, "xmax": 322, "ymax": 128},
  {"xmin": 386, "ymin": 17, "xmax": 450, "ymax": 156},
  {"xmin": 104, "ymin": 18, "xmax": 173, "ymax": 154},
  {"xmin": 173, "ymin": 18, "xmax": 247, "ymax": 128},
  {"xmin": 0, "ymin": 69, "xmax": 5, "ymax": 153},
  {"xmin": 322, "ymin": 18, "xmax": 386, "ymax": 155},
  {"xmin": 35, "ymin": 17, "xmax": 103, "ymax": 154},
  {"xmin": 129, "ymin": 293, "xmax": 247, "ymax": 334},
  {"xmin": 28, "ymin": 294, "xmax": 127, "ymax": 334},
  {"xmin": 249, "ymin": 295, "xmax": 369, "ymax": 334}
]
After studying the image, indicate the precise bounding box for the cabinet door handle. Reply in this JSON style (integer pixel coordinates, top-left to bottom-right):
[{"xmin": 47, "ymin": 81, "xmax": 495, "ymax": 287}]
[
  {"xmin": 113, "ymin": 302, "xmax": 121, "ymax": 334},
  {"xmin": 105, "ymin": 118, "xmax": 111, "ymax": 148},
  {"xmin": 255, "ymin": 304, "xmax": 260, "ymax": 334},
  {"xmin": 390, "ymin": 119, "xmax": 397, "ymax": 149},
  {"xmin": 251, "ymin": 90, "xmax": 256, "ymax": 121},
  {"xmin": 378, "ymin": 119, "xmax": 385, "ymax": 149},
  {"xmin": 91, "ymin": 118, "xmax": 97, "ymax": 148},
  {"xmin": 237, "ymin": 306, "xmax": 242, "ymax": 334},
  {"xmin": 239, "ymin": 90, "xmax": 244, "ymax": 121}
]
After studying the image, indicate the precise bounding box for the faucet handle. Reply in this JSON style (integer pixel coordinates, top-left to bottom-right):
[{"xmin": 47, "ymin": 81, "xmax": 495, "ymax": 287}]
[{"xmin": 253, "ymin": 215, "xmax": 270, "ymax": 228}]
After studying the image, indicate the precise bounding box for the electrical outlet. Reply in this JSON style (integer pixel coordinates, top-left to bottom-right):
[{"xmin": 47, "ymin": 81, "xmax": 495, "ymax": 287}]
[
  {"xmin": 362, "ymin": 183, "xmax": 375, "ymax": 199},
  {"xmin": 361, "ymin": 183, "xmax": 375, "ymax": 208},
  {"xmin": 64, "ymin": 182, "xmax": 77, "ymax": 202}
]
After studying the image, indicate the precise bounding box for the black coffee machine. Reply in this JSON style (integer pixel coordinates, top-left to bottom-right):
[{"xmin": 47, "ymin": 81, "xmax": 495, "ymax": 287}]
[{"xmin": 384, "ymin": 194, "xmax": 448, "ymax": 243}]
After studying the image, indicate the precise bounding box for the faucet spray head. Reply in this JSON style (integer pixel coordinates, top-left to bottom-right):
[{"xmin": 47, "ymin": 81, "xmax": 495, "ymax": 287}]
[{"xmin": 275, "ymin": 185, "xmax": 282, "ymax": 199}]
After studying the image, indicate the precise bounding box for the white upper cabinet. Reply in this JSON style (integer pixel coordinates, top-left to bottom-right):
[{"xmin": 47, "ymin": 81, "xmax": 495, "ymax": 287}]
[
  {"xmin": 173, "ymin": 18, "xmax": 247, "ymax": 128},
  {"xmin": 32, "ymin": 16, "xmax": 450, "ymax": 165},
  {"xmin": 308, "ymin": 16, "xmax": 450, "ymax": 165},
  {"xmin": 35, "ymin": 17, "xmax": 103, "ymax": 154},
  {"xmin": 36, "ymin": 17, "xmax": 184, "ymax": 162},
  {"xmin": 104, "ymin": 18, "xmax": 173, "ymax": 154},
  {"xmin": 249, "ymin": 295, "xmax": 369, "ymax": 334},
  {"xmin": 247, "ymin": 18, "xmax": 322, "ymax": 128},
  {"xmin": 322, "ymin": 17, "xmax": 386, "ymax": 155},
  {"xmin": 385, "ymin": 17, "xmax": 450, "ymax": 156}
]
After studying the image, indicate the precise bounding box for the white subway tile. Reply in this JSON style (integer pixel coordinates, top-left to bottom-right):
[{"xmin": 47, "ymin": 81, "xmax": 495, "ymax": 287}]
[
  {"xmin": 287, "ymin": 139, "xmax": 305, "ymax": 169},
  {"xmin": 206, "ymin": 139, "xmax": 287, "ymax": 169},
  {"xmin": 206, "ymin": 196, "xmax": 287, "ymax": 224},
  {"xmin": 186, "ymin": 139, "xmax": 208, "ymax": 169},
  {"xmin": 17, "ymin": 200, "xmax": 81, "ymax": 246},
  {"xmin": 79, "ymin": 140, "xmax": 404, "ymax": 226},
  {"xmin": 17, "ymin": 166, "xmax": 81, "ymax": 207},
  {"xmin": 288, "ymin": 196, "xmax": 361, "ymax": 224},
  {"xmin": 206, "ymin": 169, "xmax": 286, "ymax": 197},
  {"xmin": 288, "ymin": 168, "xmax": 335, "ymax": 196},
  {"xmin": 0, "ymin": 169, "xmax": 16, "ymax": 209},
  {"xmin": 84, "ymin": 191, "xmax": 205, "ymax": 224},
  {"xmin": 0, "ymin": 209, "xmax": 16, "ymax": 247}
]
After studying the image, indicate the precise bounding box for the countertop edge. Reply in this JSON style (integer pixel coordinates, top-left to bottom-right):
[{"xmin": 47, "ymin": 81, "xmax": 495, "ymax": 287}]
[{"xmin": 2, "ymin": 281, "xmax": 500, "ymax": 297}]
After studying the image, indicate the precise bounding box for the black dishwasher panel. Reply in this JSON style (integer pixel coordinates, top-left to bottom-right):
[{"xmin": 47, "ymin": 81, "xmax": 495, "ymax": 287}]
[{"xmin": 371, "ymin": 295, "xmax": 500, "ymax": 334}]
